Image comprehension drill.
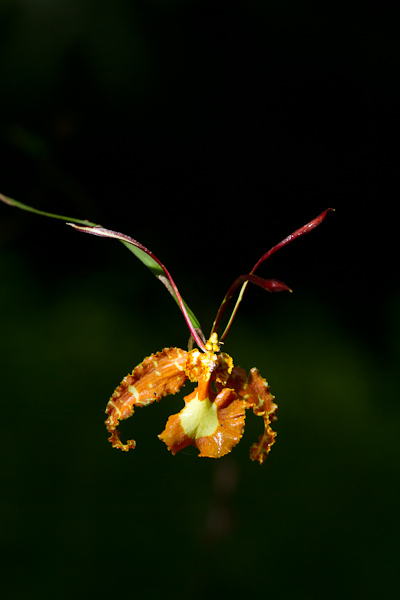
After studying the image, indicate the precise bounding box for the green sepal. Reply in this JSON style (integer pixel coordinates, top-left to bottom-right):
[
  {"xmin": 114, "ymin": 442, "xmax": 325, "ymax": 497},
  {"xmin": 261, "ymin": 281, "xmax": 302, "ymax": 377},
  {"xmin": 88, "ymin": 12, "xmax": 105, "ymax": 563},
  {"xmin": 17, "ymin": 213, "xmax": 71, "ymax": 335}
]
[{"xmin": 1, "ymin": 192, "xmax": 204, "ymax": 344}]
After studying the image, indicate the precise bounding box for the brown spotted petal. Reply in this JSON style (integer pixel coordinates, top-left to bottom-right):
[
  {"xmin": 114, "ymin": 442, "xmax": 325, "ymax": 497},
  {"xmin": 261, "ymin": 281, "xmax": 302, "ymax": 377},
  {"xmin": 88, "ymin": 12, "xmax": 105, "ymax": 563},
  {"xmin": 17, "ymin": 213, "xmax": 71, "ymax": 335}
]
[
  {"xmin": 240, "ymin": 368, "xmax": 278, "ymax": 464},
  {"xmin": 105, "ymin": 347, "xmax": 188, "ymax": 451}
]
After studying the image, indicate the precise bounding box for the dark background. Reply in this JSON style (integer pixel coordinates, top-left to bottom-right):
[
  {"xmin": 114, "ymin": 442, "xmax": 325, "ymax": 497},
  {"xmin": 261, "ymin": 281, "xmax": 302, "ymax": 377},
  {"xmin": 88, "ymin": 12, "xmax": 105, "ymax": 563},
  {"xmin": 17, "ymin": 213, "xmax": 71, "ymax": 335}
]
[{"xmin": 1, "ymin": 2, "xmax": 399, "ymax": 599}]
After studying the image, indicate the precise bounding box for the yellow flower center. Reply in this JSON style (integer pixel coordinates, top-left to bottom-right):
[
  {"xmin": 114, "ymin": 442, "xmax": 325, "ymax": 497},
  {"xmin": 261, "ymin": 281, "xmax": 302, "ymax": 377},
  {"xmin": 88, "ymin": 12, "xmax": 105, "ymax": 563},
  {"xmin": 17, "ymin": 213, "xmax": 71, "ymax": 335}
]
[{"xmin": 179, "ymin": 392, "xmax": 219, "ymax": 439}]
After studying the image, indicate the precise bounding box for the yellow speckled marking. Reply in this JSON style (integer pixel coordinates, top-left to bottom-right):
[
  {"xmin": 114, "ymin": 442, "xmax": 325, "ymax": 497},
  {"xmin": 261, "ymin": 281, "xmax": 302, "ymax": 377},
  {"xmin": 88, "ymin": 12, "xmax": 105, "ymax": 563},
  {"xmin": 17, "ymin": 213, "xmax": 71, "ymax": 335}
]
[
  {"xmin": 128, "ymin": 385, "xmax": 139, "ymax": 401},
  {"xmin": 173, "ymin": 360, "xmax": 185, "ymax": 371},
  {"xmin": 108, "ymin": 400, "xmax": 121, "ymax": 417}
]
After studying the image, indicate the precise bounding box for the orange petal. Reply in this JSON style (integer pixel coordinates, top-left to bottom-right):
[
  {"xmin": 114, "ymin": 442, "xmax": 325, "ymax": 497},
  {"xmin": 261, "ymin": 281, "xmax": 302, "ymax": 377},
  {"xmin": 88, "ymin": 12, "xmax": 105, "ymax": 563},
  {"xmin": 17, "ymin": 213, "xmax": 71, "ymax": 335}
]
[
  {"xmin": 105, "ymin": 347, "xmax": 188, "ymax": 450},
  {"xmin": 241, "ymin": 368, "xmax": 278, "ymax": 465},
  {"xmin": 159, "ymin": 387, "xmax": 245, "ymax": 458}
]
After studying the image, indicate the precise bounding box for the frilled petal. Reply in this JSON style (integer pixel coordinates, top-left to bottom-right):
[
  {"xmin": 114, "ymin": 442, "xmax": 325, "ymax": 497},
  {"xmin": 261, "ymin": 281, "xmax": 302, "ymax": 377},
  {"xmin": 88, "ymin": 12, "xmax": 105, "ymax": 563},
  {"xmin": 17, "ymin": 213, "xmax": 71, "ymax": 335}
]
[
  {"xmin": 105, "ymin": 333, "xmax": 277, "ymax": 464},
  {"xmin": 159, "ymin": 386, "xmax": 246, "ymax": 458},
  {"xmin": 105, "ymin": 347, "xmax": 188, "ymax": 450},
  {"xmin": 236, "ymin": 367, "xmax": 278, "ymax": 464}
]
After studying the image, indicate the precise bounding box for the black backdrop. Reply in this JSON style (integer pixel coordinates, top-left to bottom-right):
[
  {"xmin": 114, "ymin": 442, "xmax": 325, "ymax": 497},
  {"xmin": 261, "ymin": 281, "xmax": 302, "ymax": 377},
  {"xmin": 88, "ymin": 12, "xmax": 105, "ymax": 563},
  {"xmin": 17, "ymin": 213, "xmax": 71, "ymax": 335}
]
[{"xmin": 1, "ymin": 3, "xmax": 399, "ymax": 599}]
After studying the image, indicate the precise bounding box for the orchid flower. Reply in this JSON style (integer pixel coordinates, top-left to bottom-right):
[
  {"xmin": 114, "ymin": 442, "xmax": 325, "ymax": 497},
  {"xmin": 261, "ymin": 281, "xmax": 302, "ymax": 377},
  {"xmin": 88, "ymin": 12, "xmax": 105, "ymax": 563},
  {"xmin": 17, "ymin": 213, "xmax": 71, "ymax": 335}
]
[{"xmin": 0, "ymin": 192, "xmax": 333, "ymax": 463}]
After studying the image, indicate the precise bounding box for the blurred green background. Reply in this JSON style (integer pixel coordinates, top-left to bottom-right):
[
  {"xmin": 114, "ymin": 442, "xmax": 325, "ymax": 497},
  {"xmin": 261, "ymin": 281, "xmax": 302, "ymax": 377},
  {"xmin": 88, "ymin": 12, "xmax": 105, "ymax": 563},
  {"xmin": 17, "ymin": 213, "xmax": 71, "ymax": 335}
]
[{"xmin": 1, "ymin": 2, "xmax": 399, "ymax": 599}]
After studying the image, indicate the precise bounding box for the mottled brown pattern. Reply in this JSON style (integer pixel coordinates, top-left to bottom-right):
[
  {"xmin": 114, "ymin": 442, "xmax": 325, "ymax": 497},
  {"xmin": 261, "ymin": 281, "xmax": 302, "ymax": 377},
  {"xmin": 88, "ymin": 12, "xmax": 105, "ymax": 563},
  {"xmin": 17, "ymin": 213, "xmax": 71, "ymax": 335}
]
[
  {"xmin": 105, "ymin": 347, "xmax": 188, "ymax": 451},
  {"xmin": 242, "ymin": 368, "xmax": 278, "ymax": 464},
  {"xmin": 105, "ymin": 337, "xmax": 277, "ymax": 463}
]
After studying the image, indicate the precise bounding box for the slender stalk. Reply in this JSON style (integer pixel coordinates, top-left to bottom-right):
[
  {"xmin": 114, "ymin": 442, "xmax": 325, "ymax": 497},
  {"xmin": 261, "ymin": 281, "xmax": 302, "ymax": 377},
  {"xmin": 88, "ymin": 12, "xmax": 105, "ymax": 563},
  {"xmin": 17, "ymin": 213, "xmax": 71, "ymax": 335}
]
[
  {"xmin": 250, "ymin": 208, "xmax": 334, "ymax": 274},
  {"xmin": 214, "ymin": 208, "xmax": 334, "ymax": 342},
  {"xmin": 68, "ymin": 224, "xmax": 207, "ymax": 352},
  {"xmin": 211, "ymin": 275, "xmax": 291, "ymax": 338},
  {"xmin": 1, "ymin": 192, "xmax": 206, "ymax": 350},
  {"xmin": 0, "ymin": 192, "xmax": 96, "ymax": 226}
]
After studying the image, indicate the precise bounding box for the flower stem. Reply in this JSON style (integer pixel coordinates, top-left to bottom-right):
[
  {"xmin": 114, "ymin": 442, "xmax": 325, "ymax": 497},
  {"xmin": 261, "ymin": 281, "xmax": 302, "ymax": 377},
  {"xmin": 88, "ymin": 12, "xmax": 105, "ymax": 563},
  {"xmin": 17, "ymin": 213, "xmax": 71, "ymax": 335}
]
[{"xmin": 214, "ymin": 208, "xmax": 334, "ymax": 342}]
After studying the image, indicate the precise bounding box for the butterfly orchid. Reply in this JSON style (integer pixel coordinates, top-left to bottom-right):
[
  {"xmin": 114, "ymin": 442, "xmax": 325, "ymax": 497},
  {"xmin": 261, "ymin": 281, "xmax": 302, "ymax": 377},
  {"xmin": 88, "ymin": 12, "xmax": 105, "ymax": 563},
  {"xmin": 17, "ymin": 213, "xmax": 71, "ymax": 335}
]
[{"xmin": 0, "ymin": 192, "xmax": 333, "ymax": 463}]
